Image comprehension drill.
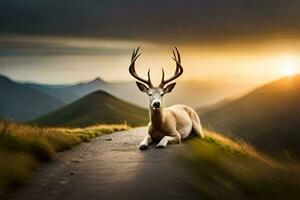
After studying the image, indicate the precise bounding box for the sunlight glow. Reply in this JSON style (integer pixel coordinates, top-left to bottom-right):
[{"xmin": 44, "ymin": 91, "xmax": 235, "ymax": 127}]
[
  {"xmin": 2, "ymin": 35, "xmax": 300, "ymax": 84},
  {"xmin": 283, "ymin": 66, "xmax": 297, "ymax": 76},
  {"xmin": 278, "ymin": 55, "xmax": 299, "ymax": 76}
]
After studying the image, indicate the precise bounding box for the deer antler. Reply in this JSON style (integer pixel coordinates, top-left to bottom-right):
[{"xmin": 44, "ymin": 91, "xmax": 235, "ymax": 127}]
[
  {"xmin": 129, "ymin": 47, "xmax": 153, "ymax": 88},
  {"xmin": 159, "ymin": 47, "xmax": 183, "ymax": 87}
]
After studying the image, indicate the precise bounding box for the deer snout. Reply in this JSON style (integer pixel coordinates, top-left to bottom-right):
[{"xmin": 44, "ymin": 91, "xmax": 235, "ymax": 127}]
[{"xmin": 152, "ymin": 101, "xmax": 161, "ymax": 109}]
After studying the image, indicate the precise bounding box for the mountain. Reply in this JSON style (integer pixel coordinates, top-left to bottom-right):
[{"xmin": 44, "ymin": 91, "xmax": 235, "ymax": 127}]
[
  {"xmin": 26, "ymin": 83, "xmax": 78, "ymax": 103},
  {"xmin": 0, "ymin": 75, "xmax": 65, "ymax": 121},
  {"xmin": 196, "ymin": 98, "xmax": 233, "ymax": 115},
  {"xmin": 25, "ymin": 77, "xmax": 107, "ymax": 103},
  {"xmin": 27, "ymin": 77, "xmax": 254, "ymax": 108},
  {"xmin": 198, "ymin": 75, "xmax": 300, "ymax": 156},
  {"xmin": 32, "ymin": 91, "xmax": 149, "ymax": 127},
  {"xmin": 66, "ymin": 77, "xmax": 107, "ymax": 96}
]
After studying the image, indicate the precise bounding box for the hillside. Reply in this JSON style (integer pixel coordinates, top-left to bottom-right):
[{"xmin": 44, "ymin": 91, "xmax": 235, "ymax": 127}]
[
  {"xmin": 32, "ymin": 91, "xmax": 149, "ymax": 127},
  {"xmin": 184, "ymin": 129, "xmax": 300, "ymax": 199},
  {"xmin": 199, "ymin": 75, "xmax": 300, "ymax": 156},
  {"xmin": 196, "ymin": 98, "xmax": 232, "ymax": 115},
  {"xmin": 0, "ymin": 75, "xmax": 65, "ymax": 121}
]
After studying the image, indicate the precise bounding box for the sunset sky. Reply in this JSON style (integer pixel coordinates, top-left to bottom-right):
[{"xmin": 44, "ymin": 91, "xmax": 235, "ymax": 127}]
[{"xmin": 1, "ymin": 0, "xmax": 300, "ymax": 85}]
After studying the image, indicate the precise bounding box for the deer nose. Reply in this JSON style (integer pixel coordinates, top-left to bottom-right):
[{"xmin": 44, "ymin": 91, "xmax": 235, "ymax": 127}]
[{"xmin": 153, "ymin": 102, "xmax": 161, "ymax": 108}]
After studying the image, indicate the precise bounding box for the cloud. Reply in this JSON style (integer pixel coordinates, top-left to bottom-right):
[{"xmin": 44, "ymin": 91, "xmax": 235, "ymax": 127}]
[
  {"xmin": 0, "ymin": 35, "xmax": 144, "ymax": 56},
  {"xmin": 1, "ymin": 0, "xmax": 300, "ymax": 44},
  {"xmin": 0, "ymin": 41, "xmax": 129, "ymax": 56}
]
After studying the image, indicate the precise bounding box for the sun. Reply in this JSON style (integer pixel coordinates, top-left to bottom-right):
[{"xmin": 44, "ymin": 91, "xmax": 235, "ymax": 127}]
[
  {"xmin": 283, "ymin": 66, "xmax": 297, "ymax": 76},
  {"xmin": 278, "ymin": 55, "xmax": 299, "ymax": 76}
]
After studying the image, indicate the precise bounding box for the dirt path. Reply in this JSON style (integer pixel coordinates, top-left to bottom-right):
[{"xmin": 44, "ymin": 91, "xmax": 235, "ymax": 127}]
[{"xmin": 11, "ymin": 127, "xmax": 201, "ymax": 200}]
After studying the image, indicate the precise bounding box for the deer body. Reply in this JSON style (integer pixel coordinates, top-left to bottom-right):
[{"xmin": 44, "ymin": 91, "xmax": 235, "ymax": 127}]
[
  {"xmin": 147, "ymin": 104, "xmax": 203, "ymax": 148},
  {"xmin": 129, "ymin": 47, "xmax": 204, "ymax": 150}
]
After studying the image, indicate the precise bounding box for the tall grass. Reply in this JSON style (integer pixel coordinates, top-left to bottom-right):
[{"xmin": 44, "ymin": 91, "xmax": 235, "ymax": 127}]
[
  {"xmin": 183, "ymin": 130, "xmax": 300, "ymax": 200},
  {"xmin": 0, "ymin": 120, "xmax": 128, "ymax": 198}
]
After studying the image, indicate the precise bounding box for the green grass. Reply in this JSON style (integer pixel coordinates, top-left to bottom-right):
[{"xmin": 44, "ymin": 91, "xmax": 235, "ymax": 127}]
[
  {"xmin": 182, "ymin": 129, "xmax": 300, "ymax": 200},
  {"xmin": 0, "ymin": 120, "xmax": 128, "ymax": 198}
]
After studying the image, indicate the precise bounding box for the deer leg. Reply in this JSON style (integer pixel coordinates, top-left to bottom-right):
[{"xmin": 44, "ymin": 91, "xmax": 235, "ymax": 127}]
[
  {"xmin": 156, "ymin": 134, "xmax": 181, "ymax": 148},
  {"xmin": 139, "ymin": 134, "xmax": 152, "ymax": 150}
]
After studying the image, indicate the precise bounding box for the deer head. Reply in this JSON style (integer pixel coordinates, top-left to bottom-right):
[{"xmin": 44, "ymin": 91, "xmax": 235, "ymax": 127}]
[{"xmin": 129, "ymin": 47, "xmax": 183, "ymax": 111}]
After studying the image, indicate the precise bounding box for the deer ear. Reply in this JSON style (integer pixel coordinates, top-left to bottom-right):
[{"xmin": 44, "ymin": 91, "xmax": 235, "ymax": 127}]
[
  {"xmin": 136, "ymin": 82, "xmax": 148, "ymax": 93},
  {"xmin": 164, "ymin": 83, "xmax": 176, "ymax": 93}
]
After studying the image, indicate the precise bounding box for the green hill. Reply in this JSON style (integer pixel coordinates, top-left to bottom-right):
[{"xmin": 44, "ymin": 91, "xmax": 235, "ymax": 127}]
[
  {"xmin": 199, "ymin": 75, "xmax": 300, "ymax": 156},
  {"xmin": 32, "ymin": 90, "xmax": 148, "ymax": 127}
]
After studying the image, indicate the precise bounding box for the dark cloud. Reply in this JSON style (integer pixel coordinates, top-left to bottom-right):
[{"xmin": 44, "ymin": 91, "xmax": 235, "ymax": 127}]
[{"xmin": 1, "ymin": 0, "xmax": 300, "ymax": 43}]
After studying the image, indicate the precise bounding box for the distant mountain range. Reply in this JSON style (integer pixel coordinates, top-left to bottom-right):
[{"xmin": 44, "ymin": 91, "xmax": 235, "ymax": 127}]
[
  {"xmin": 26, "ymin": 77, "xmax": 109, "ymax": 103},
  {"xmin": 199, "ymin": 75, "xmax": 300, "ymax": 156},
  {"xmin": 0, "ymin": 76, "xmax": 65, "ymax": 121},
  {"xmin": 25, "ymin": 76, "xmax": 253, "ymax": 108},
  {"xmin": 0, "ymin": 74, "xmax": 254, "ymax": 122},
  {"xmin": 32, "ymin": 91, "xmax": 148, "ymax": 127}
]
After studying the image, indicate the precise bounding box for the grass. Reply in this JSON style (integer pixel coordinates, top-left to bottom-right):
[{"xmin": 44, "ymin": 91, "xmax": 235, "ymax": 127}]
[
  {"xmin": 2, "ymin": 120, "xmax": 299, "ymax": 199},
  {"xmin": 182, "ymin": 129, "xmax": 300, "ymax": 200},
  {"xmin": 0, "ymin": 120, "xmax": 128, "ymax": 198}
]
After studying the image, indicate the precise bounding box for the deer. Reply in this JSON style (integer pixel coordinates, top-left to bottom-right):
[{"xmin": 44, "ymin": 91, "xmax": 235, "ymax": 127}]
[{"xmin": 129, "ymin": 47, "xmax": 204, "ymax": 150}]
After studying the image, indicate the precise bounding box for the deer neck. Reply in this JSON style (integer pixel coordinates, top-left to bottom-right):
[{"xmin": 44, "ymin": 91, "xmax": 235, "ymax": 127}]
[{"xmin": 149, "ymin": 106, "xmax": 165, "ymax": 129}]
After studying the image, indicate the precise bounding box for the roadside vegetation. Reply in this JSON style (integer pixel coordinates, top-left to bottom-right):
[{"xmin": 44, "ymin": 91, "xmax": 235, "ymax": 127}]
[
  {"xmin": 183, "ymin": 129, "xmax": 300, "ymax": 200},
  {"xmin": 0, "ymin": 120, "xmax": 128, "ymax": 198}
]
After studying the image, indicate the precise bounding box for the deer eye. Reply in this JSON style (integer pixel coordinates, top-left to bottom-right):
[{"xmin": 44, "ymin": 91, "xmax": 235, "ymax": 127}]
[{"xmin": 149, "ymin": 93, "xmax": 153, "ymax": 96}]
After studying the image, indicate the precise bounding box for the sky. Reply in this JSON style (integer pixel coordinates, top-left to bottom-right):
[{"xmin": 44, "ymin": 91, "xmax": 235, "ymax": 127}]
[{"xmin": 1, "ymin": 0, "xmax": 300, "ymax": 85}]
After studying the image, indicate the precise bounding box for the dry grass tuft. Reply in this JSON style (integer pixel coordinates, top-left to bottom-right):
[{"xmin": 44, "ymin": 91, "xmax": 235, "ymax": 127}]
[{"xmin": 182, "ymin": 129, "xmax": 300, "ymax": 200}]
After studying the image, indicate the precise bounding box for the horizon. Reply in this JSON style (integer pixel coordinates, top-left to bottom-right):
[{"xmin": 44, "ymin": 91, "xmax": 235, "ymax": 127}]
[
  {"xmin": 1, "ymin": 38, "xmax": 299, "ymax": 85},
  {"xmin": 1, "ymin": 1, "xmax": 300, "ymax": 85},
  {"xmin": 2, "ymin": 71, "xmax": 297, "ymax": 90}
]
